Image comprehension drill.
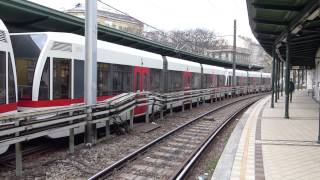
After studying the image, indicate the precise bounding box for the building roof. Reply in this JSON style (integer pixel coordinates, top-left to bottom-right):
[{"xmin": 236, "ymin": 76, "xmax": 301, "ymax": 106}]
[
  {"xmin": 65, "ymin": 5, "xmax": 143, "ymax": 26},
  {"xmin": 247, "ymin": 0, "xmax": 320, "ymax": 68}
]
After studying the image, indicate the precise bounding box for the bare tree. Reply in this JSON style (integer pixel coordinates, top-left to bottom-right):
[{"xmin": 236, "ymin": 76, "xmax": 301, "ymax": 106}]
[
  {"xmin": 169, "ymin": 29, "xmax": 228, "ymax": 55},
  {"xmin": 142, "ymin": 28, "xmax": 228, "ymax": 56}
]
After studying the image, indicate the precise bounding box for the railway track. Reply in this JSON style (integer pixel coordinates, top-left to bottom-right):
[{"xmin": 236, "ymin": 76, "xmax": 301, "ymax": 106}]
[{"xmin": 89, "ymin": 93, "xmax": 267, "ymax": 180}]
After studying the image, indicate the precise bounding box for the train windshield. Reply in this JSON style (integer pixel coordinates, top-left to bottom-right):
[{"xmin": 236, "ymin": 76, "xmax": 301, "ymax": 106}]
[{"xmin": 11, "ymin": 34, "xmax": 47, "ymax": 100}]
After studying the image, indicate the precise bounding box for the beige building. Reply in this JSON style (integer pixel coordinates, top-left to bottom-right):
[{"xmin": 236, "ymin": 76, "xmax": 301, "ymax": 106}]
[
  {"xmin": 207, "ymin": 36, "xmax": 272, "ymax": 71},
  {"xmin": 65, "ymin": 4, "xmax": 144, "ymax": 34}
]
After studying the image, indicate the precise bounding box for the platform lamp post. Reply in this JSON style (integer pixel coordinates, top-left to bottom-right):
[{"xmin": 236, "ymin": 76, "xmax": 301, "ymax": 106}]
[
  {"xmin": 84, "ymin": 0, "xmax": 97, "ymax": 146},
  {"xmin": 232, "ymin": 19, "xmax": 237, "ymax": 96}
]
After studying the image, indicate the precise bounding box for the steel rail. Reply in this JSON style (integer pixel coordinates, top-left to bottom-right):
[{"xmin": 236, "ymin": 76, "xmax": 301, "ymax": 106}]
[
  {"xmin": 88, "ymin": 93, "xmax": 268, "ymax": 180},
  {"xmin": 173, "ymin": 95, "xmax": 264, "ymax": 179}
]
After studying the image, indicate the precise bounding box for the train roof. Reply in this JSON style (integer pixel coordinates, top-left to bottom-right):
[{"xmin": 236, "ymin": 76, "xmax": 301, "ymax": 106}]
[
  {"xmin": 0, "ymin": 19, "xmax": 12, "ymax": 51},
  {"xmin": 166, "ymin": 56, "xmax": 201, "ymax": 73},
  {"xmin": 248, "ymin": 71, "xmax": 262, "ymax": 78},
  {"xmin": 10, "ymin": 32, "xmax": 164, "ymax": 69},
  {"xmin": 226, "ymin": 69, "xmax": 247, "ymax": 77},
  {"xmin": 0, "ymin": 19, "xmax": 7, "ymax": 31},
  {"xmin": 202, "ymin": 64, "xmax": 226, "ymax": 75},
  {"xmin": 262, "ymin": 73, "xmax": 271, "ymax": 78},
  {"xmin": 236, "ymin": 70, "xmax": 248, "ymax": 77}
]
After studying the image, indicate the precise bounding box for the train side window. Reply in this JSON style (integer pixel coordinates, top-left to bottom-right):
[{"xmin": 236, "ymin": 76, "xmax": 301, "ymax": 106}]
[
  {"xmin": 150, "ymin": 69, "xmax": 160, "ymax": 92},
  {"xmin": 8, "ymin": 53, "xmax": 16, "ymax": 103},
  {"xmin": 112, "ymin": 64, "xmax": 133, "ymax": 94},
  {"xmin": 144, "ymin": 73, "xmax": 149, "ymax": 91},
  {"xmin": 39, "ymin": 58, "xmax": 50, "ymax": 100},
  {"xmin": 53, "ymin": 58, "xmax": 71, "ymax": 99},
  {"xmin": 97, "ymin": 62, "xmax": 108, "ymax": 96},
  {"xmin": 15, "ymin": 57, "xmax": 36, "ymax": 100},
  {"xmin": 74, "ymin": 60, "xmax": 84, "ymax": 98},
  {"xmin": 0, "ymin": 51, "xmax": 6, "ymax": 104},
  {"xmin": 136, "ymin": 72, "xmax": 140, "ymax": 91},
  {"xmin": 192, "ymin": 73, "xmax": 201, "ymax": 89}
]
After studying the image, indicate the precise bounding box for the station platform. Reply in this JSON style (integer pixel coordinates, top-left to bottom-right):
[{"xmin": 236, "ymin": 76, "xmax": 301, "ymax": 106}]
[{"xmin": 212, "ymin": 90, "xmax": 320, "ymax": 180}]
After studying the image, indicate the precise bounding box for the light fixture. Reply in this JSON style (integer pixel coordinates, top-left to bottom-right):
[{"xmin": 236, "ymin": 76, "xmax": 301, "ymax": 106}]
[
  {"xmin": 292, "ymin": 25, "xmax": 303, "ymax": 34},
  {"xmin": 307, "ymin": 9, "xmax": 320, "ymax": 21}
]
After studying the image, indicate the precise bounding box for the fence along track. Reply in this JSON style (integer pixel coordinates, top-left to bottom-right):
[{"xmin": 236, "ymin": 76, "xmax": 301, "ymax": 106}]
[
  {"xmin": 88, "ymin": 93, "xmax": 267, "ymax": 180},
  {"xmin": 0, "ymin": 86, "xmax": 266, "ymax": 149}
]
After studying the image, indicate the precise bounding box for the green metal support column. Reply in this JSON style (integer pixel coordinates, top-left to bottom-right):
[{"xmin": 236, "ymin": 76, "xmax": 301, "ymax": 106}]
[
  {"xmin": 271, "ymin": 46, "xmax": 276, "ymax": 108},
  {"xmin": 275, "ymin": 58, "xmax": 278, "ymax": 103},
  {"xmin": 277, "ymin": 59, "xmax": 280, "ymax": 99},
  {"xmin": 281, "ymin": 61, "xmax": 284, "ymax": 96},
  {"xmin": 285, "ymin": 35, "xmax": 291, "ymax": 119},
  {"xmin": 298, "ymin": 69, "xmax": 300, "ymax": 90}
]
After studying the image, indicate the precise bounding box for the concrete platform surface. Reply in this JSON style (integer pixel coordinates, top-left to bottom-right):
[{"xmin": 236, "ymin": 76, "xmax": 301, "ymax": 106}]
[{"xmin": 212, "ymin": 90, "xmax": 320, "ymax": 180}]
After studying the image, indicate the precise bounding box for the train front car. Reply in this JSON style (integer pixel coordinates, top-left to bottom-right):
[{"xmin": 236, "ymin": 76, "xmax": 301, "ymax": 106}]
[
  {"xmin": 0, "ymin": 20, "xmax": 18, "ymax": 115},
  {"xmin": 0, "ymin": 19, "xmax": 18, "ymax": 154},
  {"xmin": 10, "ymin": 32, "xmax": 163, "ymax": 138}
]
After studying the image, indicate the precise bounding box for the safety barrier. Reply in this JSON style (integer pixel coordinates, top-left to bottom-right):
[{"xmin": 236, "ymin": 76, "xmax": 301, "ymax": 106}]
[{"xmin": 0, "ymin": 85, "xmax": 270, "ymax": 176}]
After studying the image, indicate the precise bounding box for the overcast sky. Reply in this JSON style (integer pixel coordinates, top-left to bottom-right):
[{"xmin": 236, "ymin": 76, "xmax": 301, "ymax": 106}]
[{"xmin": 28, "ymin": 0, "xmax": 256, "ymax": 41}]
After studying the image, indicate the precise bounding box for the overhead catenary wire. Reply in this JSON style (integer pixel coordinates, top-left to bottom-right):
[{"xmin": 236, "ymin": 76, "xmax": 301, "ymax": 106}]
[{"xmin": 97, "ymin": 0, "xmax": 214, "ymax": 53}]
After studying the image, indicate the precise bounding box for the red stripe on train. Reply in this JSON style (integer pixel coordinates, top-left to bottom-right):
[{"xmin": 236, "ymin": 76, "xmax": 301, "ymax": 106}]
[
  {"xmin": 17, "ymin": 96, "xmax": 114, "ymax": 108},
  {"xmin": 17, "ymin": 96, "xmax": 145, "ymax": 116},
  {"xmin": 0, "ymin": 103, "xmax": 17, "ymax": 113}
]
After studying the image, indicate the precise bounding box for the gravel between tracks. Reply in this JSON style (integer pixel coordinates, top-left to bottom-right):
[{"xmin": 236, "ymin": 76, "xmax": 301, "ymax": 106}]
[{"xmin": 0, "ymin": 94, "xmax": 260, "ymax": 179}]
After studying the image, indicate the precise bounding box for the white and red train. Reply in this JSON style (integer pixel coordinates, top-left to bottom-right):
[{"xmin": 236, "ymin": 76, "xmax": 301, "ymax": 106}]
[
  {"xmin": 0, "ymin": 29, "xmax": 271, "ymax": 115},
  {"xmin": 0, "ymin": 20, "xmax": 18, "ymax": 115},
  {"xmin": 8, "ymin": 32, "xmax": 270, "ymax": 113},
  {"xmin": 0, "ymin": 19, "xmax": 271, "ymax": 154}
]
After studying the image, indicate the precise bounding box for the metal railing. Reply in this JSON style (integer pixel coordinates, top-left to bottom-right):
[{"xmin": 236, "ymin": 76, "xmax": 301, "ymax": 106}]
[{"xmin": 0, "ymin": 86, "xmax": 270, "ymax": 150}]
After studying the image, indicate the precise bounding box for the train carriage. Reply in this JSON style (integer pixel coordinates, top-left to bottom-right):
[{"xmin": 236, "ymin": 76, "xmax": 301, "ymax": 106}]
[
  {"xmin": 10, "ymin": 32, "xmax": 164, "ymax": 138},
  {"xmin": 202, "ymin": 64, "xmax": 227, "ymax": 99},
  {"xmin": 235, "ymin": 70, "xmax": 249, "ymax": 95},
  {"xmin": 165, "ymin": 56, "xmax": 202, "ymax": 107},
  {"xmin": 10, "ymin": 32, "xmax": 163, "ymax": 114},
  {"xmin": 248, "ymin": 71, "xmax": 262, "ymax": 93},
  {"xmin": 262, "ymin": 73, "xmax": 272, "ymax": 91},
  {"xmin": 0, "ymin": 19, "xmax": 17, "ymax": 115},
  {"xmin": 5, "ymin": 30, "xmax": 272, "ymax": 142}
]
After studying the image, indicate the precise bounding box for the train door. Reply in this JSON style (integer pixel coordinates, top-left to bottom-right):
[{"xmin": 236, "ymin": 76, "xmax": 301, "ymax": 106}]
[
  {"xmin": 134, "ymin": 66, "xmax": 150, "ymax": 116},
  {"xmin": 183, "ymin": 72, "xmax": 192, "ymax": 90}
]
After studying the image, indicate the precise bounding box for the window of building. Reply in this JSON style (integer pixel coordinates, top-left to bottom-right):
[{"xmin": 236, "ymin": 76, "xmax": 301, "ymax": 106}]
[
  {"xmin": 53, "ymin": 58, "xmax": 71, "ymax": 99},
  {"xmin": 0, "ymin": 51, "xmax": 6, "ymax": 104},
  {"xmin": 74, "ymin": 60, "xmax": 84, "ymax": 98},
  {"xmin": 38, "ymin": 58, "xmax": 50, "ymax": 100}
]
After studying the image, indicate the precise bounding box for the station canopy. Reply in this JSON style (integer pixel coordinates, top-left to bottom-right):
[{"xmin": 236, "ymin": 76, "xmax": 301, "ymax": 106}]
[
  {"xmin": 247, "ymin": 0, "xmax": 320, "ymax": 68},
  {"xmin": 0, "ymin": 0, "xmax": 262, "ymax": 70}
]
